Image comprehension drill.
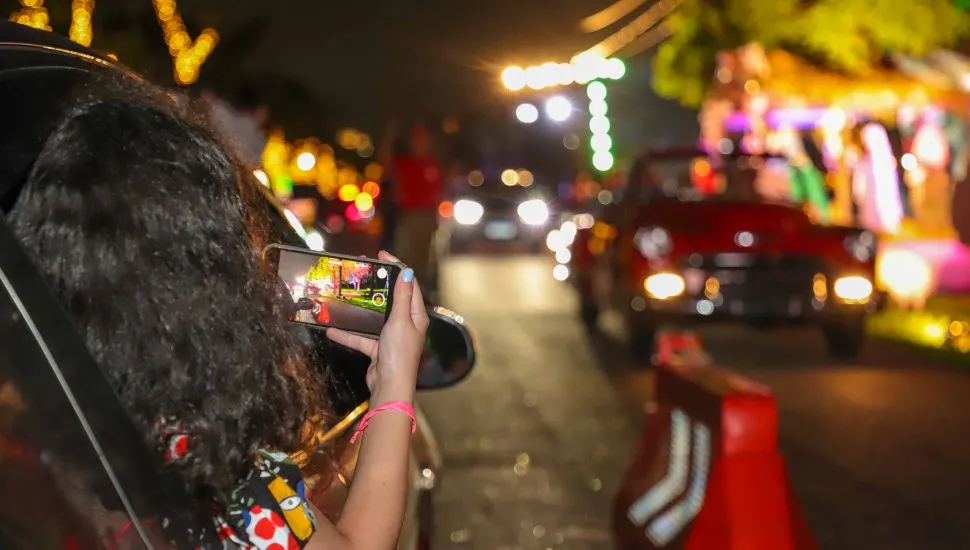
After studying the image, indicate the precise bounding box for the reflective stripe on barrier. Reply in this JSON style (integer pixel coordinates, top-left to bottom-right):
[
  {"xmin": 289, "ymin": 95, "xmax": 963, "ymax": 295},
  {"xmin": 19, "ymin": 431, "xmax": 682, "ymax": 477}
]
[
  {"xmin": 627, "ymin": 410, "xmax": 692, "ymax": 527},
  {"xmin": 613, "ymin": 332, "xmax": 817, "ymax": 550}
]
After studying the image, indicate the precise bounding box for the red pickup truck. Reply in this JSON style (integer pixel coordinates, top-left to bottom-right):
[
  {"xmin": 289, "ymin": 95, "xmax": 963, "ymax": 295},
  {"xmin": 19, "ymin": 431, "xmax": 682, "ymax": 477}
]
[{"xmin": 568, "ymin": 147, "xmax": 884, "ymax": 359}]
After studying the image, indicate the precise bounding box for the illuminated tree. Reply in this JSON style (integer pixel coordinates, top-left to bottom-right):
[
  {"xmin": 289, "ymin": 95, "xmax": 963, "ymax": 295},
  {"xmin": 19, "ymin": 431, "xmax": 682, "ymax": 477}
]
[
  {"xmin": 306, "ymin": 259, "xmax": 338, "ymax": 295},
  {"xmin": 653, "ymin": 0, "xmax": 970, "ymax": 107},
  {"xmin": 341, "ymin": 261, "xmax": 371, "ymax": 292}
]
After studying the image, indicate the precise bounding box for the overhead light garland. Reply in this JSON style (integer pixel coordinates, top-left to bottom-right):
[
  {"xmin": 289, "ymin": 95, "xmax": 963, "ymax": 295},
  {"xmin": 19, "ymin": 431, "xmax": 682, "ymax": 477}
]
[
  {"xmin": 151, "ymin": 0, "xmax": 219, "ymax": 85},
  {"xmin": 8, "ymin": 0, "xmax": 218, "ymax": 86},
  {"xmin": 9, "ymin": 0, "xmax": 51, "ymax": 31},
  {"xmin": 579, "ymin": 0, "xmax": 681, "ymax": 59},
  {"xmin": 69, "ymin": 0, "xmax": 93, "ymax": 47},
  {"xmin": 502, "ymin": 56, "xmax": 625, "ymax": 173}
]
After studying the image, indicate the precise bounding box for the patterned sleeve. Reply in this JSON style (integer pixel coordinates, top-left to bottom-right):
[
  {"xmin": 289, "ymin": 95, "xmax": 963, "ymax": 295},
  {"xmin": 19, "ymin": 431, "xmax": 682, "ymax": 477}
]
[{"xmin": 224, "ymin": 450, "xmax": 318, "ymax": 550}]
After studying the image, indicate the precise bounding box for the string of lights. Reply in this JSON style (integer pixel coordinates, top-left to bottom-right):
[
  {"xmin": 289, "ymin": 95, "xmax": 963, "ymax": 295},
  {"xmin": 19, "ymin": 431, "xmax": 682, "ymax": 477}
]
[
  {"xmin": 68, "ymin": 0, "xmax": 93, "ymax": 46},
  {"xmin": 8, "ymin": 0, "xmax": 218, "ymax": 86},
  {"xmin": 581, "ymin": 0, "xmax": 681, "ymax": 59},
  {"xmin": 502, "ymin": 57, "xmax": 625, "ymax": 173},
  {"xmin": 616, "ymin": 21, "xmax": 673, "ymax": 59},
  {"xmin": 500, "ymin": 0, "xmax": 683, "ymax": 173},
  {"xmin": 9, "ymin": 0, "xmax": 52, "ymax": 31},
  {"xmin": 578, "ymin": 0, "xmax": 650, "ymax": 34},
  {"xmin": 150, "ymin": 0, "xmax": 219, "ymax": 85}
]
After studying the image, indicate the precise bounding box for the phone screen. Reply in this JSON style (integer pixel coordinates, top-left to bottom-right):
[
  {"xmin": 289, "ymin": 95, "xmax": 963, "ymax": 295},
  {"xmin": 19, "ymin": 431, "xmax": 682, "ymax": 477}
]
[{"xmin": 275, "ymin": 247, "xmax": 398, "ymax": 335}]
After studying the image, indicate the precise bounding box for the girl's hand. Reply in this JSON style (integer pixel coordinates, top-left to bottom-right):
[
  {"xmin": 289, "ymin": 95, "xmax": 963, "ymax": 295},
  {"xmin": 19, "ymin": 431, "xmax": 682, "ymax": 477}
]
[{"xmin": 326, "ymin": 251, "xmax": 429, "ymax": 405}]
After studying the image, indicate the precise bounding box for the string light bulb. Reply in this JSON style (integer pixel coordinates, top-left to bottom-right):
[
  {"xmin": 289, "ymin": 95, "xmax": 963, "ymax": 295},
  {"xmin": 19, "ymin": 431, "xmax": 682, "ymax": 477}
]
[
  {"xmin": 151, "ymin": 0, "xmax": 219, "ymax": 85},
  {"xmin": 69, "ymin": 0, "xmax": 94, "ymax": 47},
  {"xmin": 9, "ymin": 0, "xmax": 51, "ymax": 31}
]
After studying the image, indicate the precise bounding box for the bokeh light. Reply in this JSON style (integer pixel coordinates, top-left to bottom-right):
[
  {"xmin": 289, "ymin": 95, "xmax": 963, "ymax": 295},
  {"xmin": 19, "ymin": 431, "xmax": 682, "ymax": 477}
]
[
  {"xmin": 592, "ymin": 151, "xmax": 615, "ymax": 171},
  {"xmin": 545, "ymin": 96, "xmax": 572, "ymax": 122},
  {"xmin": 362, "ymin": 180, "xmax": 381, "ymax": 199},
  {"xmin": 364, "ymin": 162, "xmax": 384, "ymax": 181},
  {"xmin": 589, "ymin": 99, "xmax": 608, "ymax": 117},
  {"xmin": 605, "ymin": 58, "xmax": 626, "ymax": 80},
  {"xmin": 590, "ymin": 133, "xmax": 613, "ymax": 152},
  {"xmin": 345, "ymin": 203, "xmax": 362, "ymax": 222},
  {"xmin": 563, "ymin": 133, "xmax": 580, "ymax": 150},
  {"xmin": 589, "ymin": 116, "xmax": 610, "ymax": 134},
  {"xmin": 338, "ymin": 183, "xmax": 360, "ymax": 202},
  {"xmin": 355, "ymin": 192, "xmax": 374, "ymax": 212},
  {"xmin": 517, "ymin": 170, "xmax": 535, "ymax": 187},
  {"xmin": 546, "ymin": 230, "xmax": 565, "ymax": 252},
  {"xmin": 587, "ymin": 81, "xmax": 607, "ymax": 101},
  {"xmin": 296, "ymin": 151, "xmax": 316, "ymax": 171},
  {"xmin": 555, "ymin": 63, "xmax": 575, "ymax": 86},
  {"xmin": 516, "ymin": 103, "xmax": 539, "ymax": 124},
  {"xmin": 877, "ymin": 249, "xmax": 934, "ymax": 306},
  {"xmin": 468, "ymin": 170, "xmax": 485, "ymax": 186},
  {"xmin": 438, "ymin": 200, "xmax": 454, "ymax": 218},
  {"xmin": 526, "ymin": 66, "xmax": 546, "ymax": 90},
  {"xmin": 501, "ymin": 169, "xmax": 519, "ymax": 186},
  {"xmin": 502, "ymin": 66, "xmax": 527, "ymax": 91},
  {"xmin": 442, "ymin": 116, "xmax": 460, "ymax": 134}
]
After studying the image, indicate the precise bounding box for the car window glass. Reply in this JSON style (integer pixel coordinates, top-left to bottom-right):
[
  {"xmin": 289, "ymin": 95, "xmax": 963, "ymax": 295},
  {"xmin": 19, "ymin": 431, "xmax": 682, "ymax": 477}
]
[
  {"xmin": 0, "ymin": 218, "xmax": 209, "ymax": 549},
  {"xmin": 0, "ymin": 311, "xmax": 151, "ymax": 549}
]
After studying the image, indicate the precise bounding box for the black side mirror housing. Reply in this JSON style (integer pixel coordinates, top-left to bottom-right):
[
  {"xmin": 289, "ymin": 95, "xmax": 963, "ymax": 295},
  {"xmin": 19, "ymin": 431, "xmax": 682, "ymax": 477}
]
[{"xmin": 418, "ymin": 306, "xmax": 475, "ymax": 390}]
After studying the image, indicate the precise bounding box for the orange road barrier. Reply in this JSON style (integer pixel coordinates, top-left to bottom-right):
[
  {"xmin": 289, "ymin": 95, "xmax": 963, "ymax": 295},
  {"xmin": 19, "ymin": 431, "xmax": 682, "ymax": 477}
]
[
  {"xmin": 653, "ymin": 330, "xmax": 711, "ymax": 367},
  {"xmin": 614, "ymin": 332, "xmax": 817, "ymax": 550}
]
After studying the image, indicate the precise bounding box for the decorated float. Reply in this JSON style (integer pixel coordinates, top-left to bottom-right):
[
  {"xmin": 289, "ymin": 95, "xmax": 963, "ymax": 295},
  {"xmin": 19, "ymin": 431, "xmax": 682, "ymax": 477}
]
[{"xmin": 698, "ymin": 43, "xmax": 970, "ymax": 306}]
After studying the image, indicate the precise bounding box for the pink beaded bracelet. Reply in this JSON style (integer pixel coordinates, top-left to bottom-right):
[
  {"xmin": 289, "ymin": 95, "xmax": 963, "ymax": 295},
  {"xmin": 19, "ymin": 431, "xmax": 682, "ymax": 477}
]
[{"xmin": 350, "ymin": 401, "xmax": 417, "ymax": 443}]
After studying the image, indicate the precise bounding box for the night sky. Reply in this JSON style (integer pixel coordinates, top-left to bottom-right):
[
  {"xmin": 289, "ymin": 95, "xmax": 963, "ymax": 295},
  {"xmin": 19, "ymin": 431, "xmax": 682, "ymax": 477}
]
[{"xmin": 4, "ymin": 0, "xmax": 698, "ymax": 165}]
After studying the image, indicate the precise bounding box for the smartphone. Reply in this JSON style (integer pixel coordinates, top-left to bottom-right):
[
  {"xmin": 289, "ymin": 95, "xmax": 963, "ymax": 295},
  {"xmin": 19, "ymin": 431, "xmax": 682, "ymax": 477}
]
[{"xmin": 263, "ymin": 244, "xmax": 402, "ymax": 336}]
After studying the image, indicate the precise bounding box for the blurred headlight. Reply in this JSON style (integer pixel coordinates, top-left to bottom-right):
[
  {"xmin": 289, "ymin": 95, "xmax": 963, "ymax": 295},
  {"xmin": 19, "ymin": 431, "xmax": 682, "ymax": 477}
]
[
  {"xmin": 453, "ymin": 199, "xmax": 484, "ymax": 225},
  {"xmin": 517, "ymin": 199, "xmax": 549, "ymax": 226},
  {"xmin": 833, "ymin": 276, "xmax": 873, "ymax": 303},
  {"xmin": 644, "ymin": 272, "xmax": 685, "ymax": 300},
  {"xmin": 634, "ymin": 227, "xmax": 671, "ymax": 258}
]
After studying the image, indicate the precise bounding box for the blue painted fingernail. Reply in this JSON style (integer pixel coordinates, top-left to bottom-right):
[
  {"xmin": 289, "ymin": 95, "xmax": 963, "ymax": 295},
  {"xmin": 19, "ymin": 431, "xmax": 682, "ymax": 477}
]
[{"xmin": 402, "ymin": 268, "xmax": 414, "ymax": 283}]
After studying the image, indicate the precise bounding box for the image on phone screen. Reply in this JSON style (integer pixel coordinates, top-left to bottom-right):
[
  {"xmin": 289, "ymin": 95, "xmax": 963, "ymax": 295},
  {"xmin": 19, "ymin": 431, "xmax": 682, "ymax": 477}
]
[{"xmin": 277, "ymin": 248, "xmax": 394, "ymax": 335}]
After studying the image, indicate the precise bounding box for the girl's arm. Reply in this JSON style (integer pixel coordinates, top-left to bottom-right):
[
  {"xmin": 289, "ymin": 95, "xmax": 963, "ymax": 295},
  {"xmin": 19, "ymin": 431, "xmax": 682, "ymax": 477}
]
[
  {"xmin": 309, "ymin": 253, "xmax": 427, "ymax": 550},
  {"xmin": 307, "ymin": 390, "xmax": 413, "ymax": 550}
]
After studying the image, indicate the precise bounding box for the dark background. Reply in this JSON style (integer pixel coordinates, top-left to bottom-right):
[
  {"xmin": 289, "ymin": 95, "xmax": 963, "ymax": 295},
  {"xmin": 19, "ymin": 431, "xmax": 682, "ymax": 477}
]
[{"xmin": 1, "ymin": 0, "xmax": 698, "ymax": 177}]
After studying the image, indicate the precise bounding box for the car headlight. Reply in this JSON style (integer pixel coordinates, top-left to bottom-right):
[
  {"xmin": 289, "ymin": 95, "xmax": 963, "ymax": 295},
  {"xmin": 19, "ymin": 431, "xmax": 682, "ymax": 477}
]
[
  {"xmin": 844, "ymin": 230, "xmax": 876, "ymax": 262},
  {"xmin": 634, "ymin": 227, "xmax": 671, "ymax": 258},
  {"xmin": 833, "ymin": 276, "xmax": 873, "ymax": 303},
  {"xmin": 644, "ymin": 272, "xmax": 685, "ymax": 299},
  {"xmin": 517, "ymin": 199, "xmax": 549, "ymax": 226},
  {"xmin": 453, "ymin": 199, "xmax": 484, "ymax": 225}
]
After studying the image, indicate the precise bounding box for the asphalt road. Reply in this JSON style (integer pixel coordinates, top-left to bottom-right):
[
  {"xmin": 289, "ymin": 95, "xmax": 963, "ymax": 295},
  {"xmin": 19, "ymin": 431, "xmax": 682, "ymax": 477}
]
[
  {"xmin": 417, "ymin": 254, "xmax": 970, "ymax": 550},
  {"xmin": 296, "ymin": 296, "xmax": 385, "ymax": 335}
]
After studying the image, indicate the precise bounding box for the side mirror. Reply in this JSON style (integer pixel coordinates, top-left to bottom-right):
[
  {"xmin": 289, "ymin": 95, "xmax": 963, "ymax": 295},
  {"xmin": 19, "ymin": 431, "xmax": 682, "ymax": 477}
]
[
  {"xmin": 295, "ymin": 304, "xmax": 476, "ymax": 415},
  {"xmin": 417, "ymin": 306, "xmax": 476, "ymax": 390},
  {"xmin": 295, "ymin": 297, "xmax": 316, "ymax": 311}
]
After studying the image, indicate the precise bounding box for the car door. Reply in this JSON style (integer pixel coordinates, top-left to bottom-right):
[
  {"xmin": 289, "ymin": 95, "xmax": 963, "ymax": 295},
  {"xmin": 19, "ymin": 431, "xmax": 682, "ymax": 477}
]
[{"xmin": 0, "ymin": 215, "xmax": 208, "ymax": 549}]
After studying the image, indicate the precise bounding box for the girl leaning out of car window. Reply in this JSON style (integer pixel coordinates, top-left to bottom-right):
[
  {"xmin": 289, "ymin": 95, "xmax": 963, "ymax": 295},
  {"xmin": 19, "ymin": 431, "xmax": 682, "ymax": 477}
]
[{"xmin": 6, "ymin": 73, "xmax": 427, "ymax": 550}]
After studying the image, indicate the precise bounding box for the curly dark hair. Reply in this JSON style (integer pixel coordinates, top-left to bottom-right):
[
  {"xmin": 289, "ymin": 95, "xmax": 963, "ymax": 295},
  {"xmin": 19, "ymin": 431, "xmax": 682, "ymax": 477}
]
[{"xmin": 6, "ymin": 74, "xmax": 326, "ymax": 512}]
